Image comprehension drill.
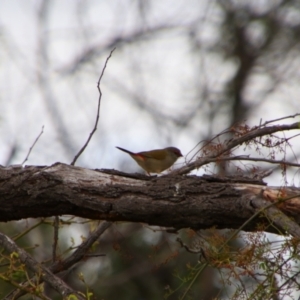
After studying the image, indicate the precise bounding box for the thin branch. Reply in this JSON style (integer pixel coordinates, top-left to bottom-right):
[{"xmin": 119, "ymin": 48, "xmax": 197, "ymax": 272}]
[
  {"xmin": 21, "ymin": 125, "xmax": 44, "ymax": 165},
  {"xmin": 248, "ymin": 254, "xmax": 298, "ymax": 300},
  {"xmin": 261, "ymin": 113, "xmax": 300, "ymax": 127},
  {"xmin": 0, "ymin": 232, "xmax": 85, "ymax": 300},
  {"xmin": 52, "ymin": 216, "xmax": 59, "ymax": 262},
  {"xmin": 185, "ymin": 126, "xmax": 233, "ymax": 163},
  {"xmin": 174, "ymin": 122, "xmax": 300, "ymax": 175},
  {"xmin": 222, "ymin": 155, "xmax": 300, "ymax": 168},
  {"xmin": 50, "ymin": 221, "xmax": 111, "ymax": 273},
  {"xmin": 70, "ymin": 48, "xmax": 116, "ymax": 166}
]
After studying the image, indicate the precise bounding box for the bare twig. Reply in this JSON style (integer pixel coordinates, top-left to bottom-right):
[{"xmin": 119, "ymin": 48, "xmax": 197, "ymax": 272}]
[
  {"xmin": 261, "ymin": 113, "xmax": 300, "ymax": 127},
  {"xmin": 21, "ymin": 125, "xmax": 44, "ymax": 165},
  {"xmin": 70, "ymin": 48, "xmax": 116, "ymax": 166},
  {"xmin": 52, "ymin": 216, "xmax": 59, "ymax": 262},
  {"xmin": 174, "ymin": 122, "xmax": 300, "ymax": 175},
  {"xmin": 222, "ymin": 155, "xmax": 300, "ymax": 168},
  {"xmin": 50, "ymin": 221, "xmax": 111, "ymax": 273},
  {"xmin": 185, "ymin": 126, "xmax": 233, "ymax": 163}
]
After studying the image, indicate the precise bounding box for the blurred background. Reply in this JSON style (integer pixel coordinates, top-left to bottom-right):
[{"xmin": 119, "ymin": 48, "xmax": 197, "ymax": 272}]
[{"xmin": 0, "ymin": 0, "xmax": 300, "ymax": 299}]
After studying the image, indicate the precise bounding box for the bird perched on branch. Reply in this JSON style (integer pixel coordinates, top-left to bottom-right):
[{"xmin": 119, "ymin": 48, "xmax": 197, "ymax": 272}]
[{"xmin": 116, "ymin": 146, "xmax": 183, "ymax": 174}]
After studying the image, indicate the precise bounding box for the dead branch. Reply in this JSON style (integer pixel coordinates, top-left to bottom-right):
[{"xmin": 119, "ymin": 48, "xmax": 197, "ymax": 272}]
[
  {"xmin": 1, "ymin": 163, "xmax": 300, "ymax": 235},
  {"xmin": 175, "ymin": 122, "xmax": 300, "ymax": 175},
  {"xmin": 222, "ymin": 155, "xmax": 300, "ymax": 168},
  {"xmin": 21, "ymin": 125, "xmax": 44, "ymax": 165},
  {"xmin": 70, "ymin": 48, "xmax": 115, "ymax": 166}
]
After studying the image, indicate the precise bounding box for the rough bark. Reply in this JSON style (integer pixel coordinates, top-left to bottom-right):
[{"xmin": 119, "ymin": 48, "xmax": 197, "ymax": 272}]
[{"xmin": 1, "ymin": 163, "xmax": 300, "ymax": 235}]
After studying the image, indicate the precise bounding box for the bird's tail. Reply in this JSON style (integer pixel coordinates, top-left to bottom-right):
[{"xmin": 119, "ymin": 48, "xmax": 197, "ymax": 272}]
[{"xmin": 116, "ymin": 146, "xmax": 135, "ymax": 155}]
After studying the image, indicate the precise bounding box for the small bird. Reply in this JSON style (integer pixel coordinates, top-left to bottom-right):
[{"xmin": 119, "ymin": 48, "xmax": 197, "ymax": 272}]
[{"xmin": 116, "ymin": 146, "xmax": 183, "ymax": 174}]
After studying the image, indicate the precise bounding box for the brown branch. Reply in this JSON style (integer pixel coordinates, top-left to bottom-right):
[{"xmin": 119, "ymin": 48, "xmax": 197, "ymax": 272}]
[
  {"xmin": 223, "ymin": 155, "xmax": 300, "ymax": 168},
  {"xmin": 70, "ymin": 48, "xmax": 116, "ymax": 166},
  {"xmin": 0, "ymin": 232, "xmax": 85, "ymax": 300},
  {"xmin": 21, "ymin": 125, "xmax": 44, "ymax": 165},
  {"xmin": 1, "ymin": 163, "xmax": 300, "ymax": 232},
  {"xmin": 52, "ymin": 216, "xmax": 59, "ymax": 262},
  {"xmin": 175, "ymin": 122, "xmax": 300, "ymax": 175},
  {"xmin": 50, "ymin": 221, "xmax": 111, "ymax": 273},
  {"xmin": 5, "ymin": 221, "xmax": 112, "ymax": 300},
  {"xmin": 261, "ymin": 113, "xmax": 300, "ymax": 127},
  {"xmin": 251, "ymin": 197, "xmax": 300, "ymax": 238}
]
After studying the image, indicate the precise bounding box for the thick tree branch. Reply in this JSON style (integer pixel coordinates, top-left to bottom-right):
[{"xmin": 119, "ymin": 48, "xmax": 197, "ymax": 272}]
[{"xmin": 1, "ymin": 163, "xmax": 300, "ymax": 235}]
